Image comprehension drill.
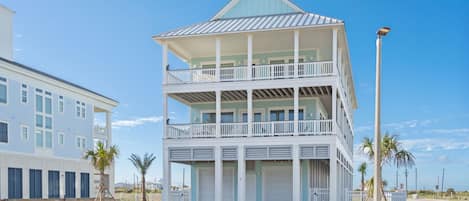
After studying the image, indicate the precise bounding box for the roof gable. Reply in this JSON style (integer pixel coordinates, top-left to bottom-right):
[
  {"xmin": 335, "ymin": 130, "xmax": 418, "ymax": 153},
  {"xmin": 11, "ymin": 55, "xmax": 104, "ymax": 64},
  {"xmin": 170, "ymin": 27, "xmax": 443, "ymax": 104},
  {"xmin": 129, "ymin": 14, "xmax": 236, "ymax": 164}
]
[{"xmin": 212, "ymin": 0, "xmax": 304, "ymax": 20}]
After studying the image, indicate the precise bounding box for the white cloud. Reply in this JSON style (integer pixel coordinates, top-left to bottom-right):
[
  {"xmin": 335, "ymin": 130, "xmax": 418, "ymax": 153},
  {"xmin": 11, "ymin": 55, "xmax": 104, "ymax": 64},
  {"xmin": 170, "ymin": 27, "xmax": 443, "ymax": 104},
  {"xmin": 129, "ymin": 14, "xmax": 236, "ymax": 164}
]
[
  {"xmin": 112, "ymin": 116, "xmax": 163, "ymax": 128},
  {"xmin": 401, "ymin": 138, "xmax": 469, "ymax": 152},
  {"xmin": 428, "ymin": 128, "xmax": 469, "ymax": 134}
]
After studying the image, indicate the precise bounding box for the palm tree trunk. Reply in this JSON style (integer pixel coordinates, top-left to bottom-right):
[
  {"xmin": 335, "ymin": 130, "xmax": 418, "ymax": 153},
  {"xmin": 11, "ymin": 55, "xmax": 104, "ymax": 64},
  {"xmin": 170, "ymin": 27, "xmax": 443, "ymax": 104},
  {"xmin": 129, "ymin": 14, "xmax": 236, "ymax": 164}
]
[
  {"xmin": 99, "ymin": 171, "xmax": 105, "ymax": 201},
  {"xmin": 142, "ymin": 175, "xmax": 146, "ymax": 201},
  {"xmin": 361, "ymin": 173, "xmax": 365, "ymax": 201}
]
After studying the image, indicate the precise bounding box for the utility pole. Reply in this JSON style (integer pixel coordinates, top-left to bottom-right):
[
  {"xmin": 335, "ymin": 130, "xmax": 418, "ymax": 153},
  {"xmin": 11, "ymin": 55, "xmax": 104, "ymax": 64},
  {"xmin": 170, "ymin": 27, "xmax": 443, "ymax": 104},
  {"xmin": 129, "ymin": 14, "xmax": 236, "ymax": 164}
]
[
  {"xmin": 396, "ymin": 170, "xmax": 399, "ymax": 190},
  {"xmin": 374, "ymin": 26, "xmax": 391, "ymax": 201},
  {"xmin": 441, "ymin": 168, "xmax": 445, "ymax": 193},
  {"xmin": 182, "ymin": 168, "xmax": 185, "ymax": 190},
  {"xmin": 415, "ymin": 168, "xmax": 418, "ymax": 192}
]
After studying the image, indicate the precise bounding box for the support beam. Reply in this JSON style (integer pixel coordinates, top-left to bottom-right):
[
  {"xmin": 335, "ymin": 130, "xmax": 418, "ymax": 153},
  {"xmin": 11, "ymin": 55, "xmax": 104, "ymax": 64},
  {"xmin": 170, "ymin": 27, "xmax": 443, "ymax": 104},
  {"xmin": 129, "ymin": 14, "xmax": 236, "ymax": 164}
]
[
  {"xmin": 294, "ymin": 30, "xmax": 300, "ymax": 77},
  {"xmin": 332, "ymin": 86, "xmax": 337, "ymax": 134},
  {"xmin": 216, "ymin": 38, "xmax": 221, "ymax": 81},
  {"xmin": 247, "ymin": 89, "xmax": 253, "ymax": 136},
  {"xmin": 22, "ymin": 168, "xmax": 29, "ymax": 199},
  {"xmin": 162, "ymin": 148, "xmax": 171, "ymax": 201},
  {"xmin": 294, "ymin": 87, "xmax": 299, "ymax": 135},
  {"xmin": 163, "ymin": 93, "xmax": 168, "ymax": 139},
  {"xmin": 215, "ymin": 146, "xmax": 223, "ymax": 201},
  {"xmin": 332, "ymin": 28, "xmax": 338, "ymax": 75},
  {"xmin": 162, "ymin": 42, "xmax": 168, "ymax": 84},
  {"xmin": 329, "ymin": 144, "xmax": 338, "ymax": 201},
  {"xmin": 216, "ymin": 90, "xmax": 222, "ymax": 138},
  {"xmin": 0, "ymin": 166, "xmax": 6, "ymax": 199},
  {"xmin": 292, "ymin": 144, "xmax": 301, "ymax": 201},
  {"xmin": 237, "ymin": 145, "xmax": 246, "ymax": 201},
  {"xmin": 247, "ymin": 34, "xmax": 253, "ymax": 80}
]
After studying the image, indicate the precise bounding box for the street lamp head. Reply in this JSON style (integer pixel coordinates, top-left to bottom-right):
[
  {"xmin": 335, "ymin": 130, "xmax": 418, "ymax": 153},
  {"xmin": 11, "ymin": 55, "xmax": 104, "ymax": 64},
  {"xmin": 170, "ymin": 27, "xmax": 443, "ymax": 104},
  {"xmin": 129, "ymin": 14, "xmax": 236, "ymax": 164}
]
[{"xmin": 377, "ymin": 27, "xmax": 391, "ymax": 36}]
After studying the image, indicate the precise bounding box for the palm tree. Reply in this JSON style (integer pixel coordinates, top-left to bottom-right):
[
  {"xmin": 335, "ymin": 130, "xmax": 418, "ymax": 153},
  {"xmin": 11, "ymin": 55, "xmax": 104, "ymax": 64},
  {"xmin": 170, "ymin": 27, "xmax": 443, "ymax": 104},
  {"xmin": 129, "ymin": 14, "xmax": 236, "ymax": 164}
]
[
  {"xmin": 129, "ymin": 153, "xmax": 157, "ymax": 201},
  {"xmin": 84, "ymin": 142, "xmax": 119, "ymax": 201},
  {"xmin": 358, "ymin": 162, "xmax": 367, "ymax": 192},
  {"xmin": 360, "ymin": 133, "xmax": 415, "ymax": 198}
]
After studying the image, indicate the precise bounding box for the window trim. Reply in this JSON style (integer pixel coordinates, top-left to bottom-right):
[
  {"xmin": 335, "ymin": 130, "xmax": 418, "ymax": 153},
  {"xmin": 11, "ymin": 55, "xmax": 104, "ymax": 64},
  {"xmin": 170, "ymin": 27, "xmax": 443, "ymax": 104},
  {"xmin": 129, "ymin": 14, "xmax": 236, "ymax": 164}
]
[
  {"xmin": 21, "ymin": 84, "xmax": 28, "ymax": 104},
  {"xmin": 0, "ymin": 76, "xmax": 8, "ymax": 105},
  {"xmin": 58, "ymin": 96, "xmax": 64, "ymax": 113},
  {"xmin": 34, "ymin": 89, "xmax": 53, "ymax": 150},
  {"xmin": 20, "ymin": 125, "xmax": 29, "ymax": 141},
  {"xmin": 76, "ymin": 136, "xmax": 86, "ymax": 150},
  {"xmin": 0, "ymin": 120, "xmax": 8, "ymax": 144},
  {"xmin": 75, "ymin": 101, "xmax": 86, "ymax": 120},
  {"xmin": 57, "ymin": 132, "xmax": 65, "ymax": 146}
]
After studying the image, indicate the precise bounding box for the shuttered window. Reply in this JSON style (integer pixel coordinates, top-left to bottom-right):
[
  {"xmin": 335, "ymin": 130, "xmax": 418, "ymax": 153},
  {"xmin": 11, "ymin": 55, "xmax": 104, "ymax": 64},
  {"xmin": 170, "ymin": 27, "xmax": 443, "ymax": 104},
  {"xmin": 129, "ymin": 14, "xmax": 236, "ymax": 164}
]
[
  {"xmin": 29, "ymin": 169, "xmax": 42, "ymax": 198},
  {"xmin": 245, "ymin": 147, "xmax": 268, "ymax": 160},
  {"xmin": 300, "ymin": 145, "xmax": 330, "ymax": 159},
  {"xmin": 8, "ymin": 168, "xmax": 23, "ymax": 199},
  {"xmin": 0, "ymin": 122, "xmax": 7, "ymax": 143},
  {"xmin": 192, "ymin": 148, "xmax": 214, "ymax": 161},
  {"xmin": 80, "ymin": 173, "xmax": 90, "ymax": 198},
  {"xmin": 222, "ymin": 147, "xmax": 237, "ymax": 160},
  {"xmin": 65, "ymin": 172, "xmax": 76, "ymax": 198},
  {"xmin": 0, "ymin": 76, "xmax": 6, "ymax": 104},
  {"xmin": 48, "ymin": 171, "xmax": 60, "ymax": 198},
  {"xmin": 268, "ymin": 146, "xmax": 292, "ymax": 159}
]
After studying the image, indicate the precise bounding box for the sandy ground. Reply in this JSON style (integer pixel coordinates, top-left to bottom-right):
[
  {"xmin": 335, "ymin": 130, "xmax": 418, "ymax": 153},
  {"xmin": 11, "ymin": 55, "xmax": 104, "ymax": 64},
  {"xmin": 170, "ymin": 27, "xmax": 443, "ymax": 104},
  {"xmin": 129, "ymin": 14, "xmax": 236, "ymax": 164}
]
[{"xmin": 115, "ymin": 193, "xmax": 162, "ymax": 201}]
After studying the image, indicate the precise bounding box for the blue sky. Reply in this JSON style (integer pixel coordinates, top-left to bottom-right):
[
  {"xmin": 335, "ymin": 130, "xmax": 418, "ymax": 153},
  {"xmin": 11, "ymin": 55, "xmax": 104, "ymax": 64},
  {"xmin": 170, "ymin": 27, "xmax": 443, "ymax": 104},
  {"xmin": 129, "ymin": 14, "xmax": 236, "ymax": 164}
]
[{"xmin": 2, "ymin": 0, "xmax": 468, "ymax": 191}]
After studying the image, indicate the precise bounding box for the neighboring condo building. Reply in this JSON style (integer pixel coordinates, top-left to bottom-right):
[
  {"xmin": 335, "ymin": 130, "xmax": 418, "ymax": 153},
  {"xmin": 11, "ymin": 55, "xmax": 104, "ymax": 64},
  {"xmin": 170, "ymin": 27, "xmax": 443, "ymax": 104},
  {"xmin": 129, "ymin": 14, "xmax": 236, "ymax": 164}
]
[
  {"xmin": 0, "ymin": 5, "xmax": 118, "ymax": 200},
  {"xmin": 155, "ymin": 0, "xmax": 357, "ymax": 201}
]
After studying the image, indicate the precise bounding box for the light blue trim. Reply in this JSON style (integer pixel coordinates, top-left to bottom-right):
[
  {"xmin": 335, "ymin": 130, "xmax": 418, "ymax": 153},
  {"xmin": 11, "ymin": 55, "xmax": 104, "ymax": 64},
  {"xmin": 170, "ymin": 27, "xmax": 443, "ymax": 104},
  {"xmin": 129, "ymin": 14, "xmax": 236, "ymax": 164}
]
[
  {"xmin": 191, "ymin": 165, "xmax": 197, "ymax": 201},
  {"xmin": 256, "ymin": 161, "xmax": 262, "ymax": 201},
  {"xmin": 301, "ymin": 160, "xmax": 309, "ymax": 201}
]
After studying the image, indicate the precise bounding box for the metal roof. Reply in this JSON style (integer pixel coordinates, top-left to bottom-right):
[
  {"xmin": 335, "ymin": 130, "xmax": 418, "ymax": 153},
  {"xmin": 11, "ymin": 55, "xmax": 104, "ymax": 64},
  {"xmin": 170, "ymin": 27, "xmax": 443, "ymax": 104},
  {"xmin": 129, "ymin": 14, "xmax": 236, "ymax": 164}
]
[
  {"xmin": 0, "ymin": 57, "xmax": 118, "ymax": 104},
  {"xmin": 154, "ymin": 12, "xmax": 343, "ymax": 39}
]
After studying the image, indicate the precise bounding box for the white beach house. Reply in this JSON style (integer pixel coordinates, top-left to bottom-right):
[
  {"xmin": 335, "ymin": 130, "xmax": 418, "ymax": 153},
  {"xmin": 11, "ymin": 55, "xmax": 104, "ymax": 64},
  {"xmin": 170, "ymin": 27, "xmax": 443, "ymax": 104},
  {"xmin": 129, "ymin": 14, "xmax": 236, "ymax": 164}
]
[
  {"xmin": 0, "ymin": 5, "xmax": 118, "ymax": 200},
  {"xmin": 154, "ymin": 0, "xmax": 356, "ymax": 201}
]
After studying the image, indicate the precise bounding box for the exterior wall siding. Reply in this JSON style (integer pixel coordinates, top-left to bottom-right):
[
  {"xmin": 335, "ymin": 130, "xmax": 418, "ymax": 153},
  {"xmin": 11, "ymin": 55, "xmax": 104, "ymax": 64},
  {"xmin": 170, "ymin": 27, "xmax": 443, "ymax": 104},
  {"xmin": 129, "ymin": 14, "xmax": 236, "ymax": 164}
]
[
  {"xmin": 0, "ymin": 70, "xmax": 93, "ymax": 159},
  {"xmin": 190, "ymin": 98, "xmax": 321, "ymax": 123}
]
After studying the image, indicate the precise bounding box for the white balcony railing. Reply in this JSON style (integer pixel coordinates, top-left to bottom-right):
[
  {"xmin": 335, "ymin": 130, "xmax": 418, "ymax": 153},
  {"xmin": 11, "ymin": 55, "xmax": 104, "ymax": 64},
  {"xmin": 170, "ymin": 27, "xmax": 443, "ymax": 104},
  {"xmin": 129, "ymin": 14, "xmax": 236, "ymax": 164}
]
[
  {"xmin": 166, "ymin": 120, "xmax": 333, "ymax": 139},
  {"xmin": 166, "ymin": 61, "xmax": 333, "ymax": 84},
  {"xmin": 93, "ymin": 125, "xmax": 107, "ymax": 136},
  {"xmin": 311, "ymin": 188, "xmax": 329, "ymax": 201},
  {"xmin": 347, "ymin": 191, "xmax": 407, "ymax": 201}
]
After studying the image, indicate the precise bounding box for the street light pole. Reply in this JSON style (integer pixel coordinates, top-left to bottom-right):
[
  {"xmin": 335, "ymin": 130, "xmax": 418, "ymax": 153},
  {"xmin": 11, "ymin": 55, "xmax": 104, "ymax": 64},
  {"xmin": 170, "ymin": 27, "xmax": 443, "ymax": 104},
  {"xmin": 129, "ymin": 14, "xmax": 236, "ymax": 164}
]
[{"xmin": 374, "ymin": 26, "xmax": 390, "ymax": 201}]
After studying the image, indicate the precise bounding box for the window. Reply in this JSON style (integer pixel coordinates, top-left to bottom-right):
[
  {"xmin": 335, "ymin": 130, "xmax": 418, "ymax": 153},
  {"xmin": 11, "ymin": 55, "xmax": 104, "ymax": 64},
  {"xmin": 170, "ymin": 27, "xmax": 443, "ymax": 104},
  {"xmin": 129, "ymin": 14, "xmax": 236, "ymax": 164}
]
[
  {"xmin": 270, "ymin": 110, "xmax": 285, "ymax": 121},
  {"xmin": 58, "ymin": 132, "xmax": 64, "ymax": 145},
  {"xmin": 0, "ymin": 121, "xmax": 7, "ymax": 143},
  {"xmin": 202, "ymin": 113, "xmax": 216, "ymax": 123},
  {"xmin": 242, "ymin": 112, "xmax": 262, "ymax": 122},
  {"xmin": 76, "ymin": 101, "xmax": 86, "ymax": 119},
  {"xmin": 21, "ymin": 84, "xmax": 28, "ymax": 103},
  {"xmin": 35, "ymin": 89, "xmax": 53, "ymax": 149},
  {"xmin": 288, "ymin": 109, "xmax": 304, "ymax": 120},
  {"xmin": 21, "ymin": 125, "xmax": 29, "ymax": 141},
  {"xmin": 76, "ymin": 136, "xmax": 86, "ymax": 149},
  {"xmin": 0, "ymin": 76, "xmax": 7, "ymax": 104},
  {"xmin": 58, "ymin": 96, "xmax": 64, "ymax": 113}
]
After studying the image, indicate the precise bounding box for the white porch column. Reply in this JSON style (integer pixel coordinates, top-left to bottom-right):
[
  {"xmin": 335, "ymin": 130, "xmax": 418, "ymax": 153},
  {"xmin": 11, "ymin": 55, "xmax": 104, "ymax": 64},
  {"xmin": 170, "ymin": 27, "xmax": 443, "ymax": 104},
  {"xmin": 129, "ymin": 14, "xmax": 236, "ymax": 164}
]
[
  {"xmin": 216, "ymin": 90, "xmax": 222, "ymax": 138},
  {"xmin": 162, "ymin": 148, "xmax": 171, "ymax": 201},
  {"xmin": 329, "ymin": 145, "xmax": 338, "ymax": 201},
  {"xmin": 293, "ymin": 87, "xmax": 299, "ymax": 135},
  {"xmin": 292, "ymin": 144, "xmax": 301, "ymax": 201},
  {"xmin": 75, "ymin": 171, "xmax": 81, "ymax": 198},
  {"xmin": 332, "ymin": 28, "xmax": 338, "ymax": 75},
  {"xmin": 247, "ymin": 89, "xmax": 253, "ymax": 137},
  {"xmin": 216, "ymin": 38, "xmax": 221, "ymax": 81},
  {"xmin": 105, "ymin": 111, "xmax": 115, "ymax": 195},
  {"xmin": 247, "ymin": 34, "xmax": 253, "ymax": 80},
  {"xmin": 22, "ymin": 168, "xmax": 29, "ymax": 199},
  {"xmin": 163, "ymin": 93, "xmax": 168, "ymax": 138},
  {"xmin": 59, "ymin": 171, "xmax": 65, "ymax": 199},
  {"xmin": 0, "ymin": 165, "xmax": 6, "ymax": 199},
  {"xmin": 332, "ymin": 86, "xmax": 337, "ymax": 134},
  {"xmin": 237, "ymin": 145, "xmax": 246, "ymax": 201},
  {"xmin": 162, "ymin": 41, "xmax": 168, "ymax": 84},
  {"xmin": 42, "ymin": 169, "xmax": 49, "ymax": 199},
  {"xmin": 294, "ymin": 30, "xmax": 300, "ymax": 77},
  {"xmin": 215, "ymin": 146, "xmax": 223, "ymax": 201}
]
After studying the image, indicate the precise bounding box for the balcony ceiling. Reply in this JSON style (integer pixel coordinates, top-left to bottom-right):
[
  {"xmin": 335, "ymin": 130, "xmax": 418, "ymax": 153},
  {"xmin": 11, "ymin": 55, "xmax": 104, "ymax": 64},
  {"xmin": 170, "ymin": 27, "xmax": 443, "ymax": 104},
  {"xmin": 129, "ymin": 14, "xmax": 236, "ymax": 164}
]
[
  {"xmin": 163, "ymin": 28, "xmax": 332, "ymax": 61},
  {"xmin": 169, "ymin": 86, "xmax": 332, "ymax": 104}
]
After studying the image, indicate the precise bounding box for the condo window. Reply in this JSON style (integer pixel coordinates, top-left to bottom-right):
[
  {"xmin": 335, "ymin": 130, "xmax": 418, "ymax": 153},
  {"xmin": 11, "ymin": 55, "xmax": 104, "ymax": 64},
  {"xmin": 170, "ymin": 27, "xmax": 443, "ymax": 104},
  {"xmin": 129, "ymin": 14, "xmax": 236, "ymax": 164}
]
[
  {"xmin": 21, "ymin": 125, "xmax": 29, "ymax": 141},
  {"xmin": 58, "ymin": 132, "xmax": 64, "ymax": 145},
  {"xmin": 58, "ymin": 96, "xmax": 64, "ymax": 113},
  {"xmin": 21, "ymin": 84, "xmax": 28, "ymax": 103},
  {"xmin": 35, "ymin": 89, "xmax": 53, "ymax": 149},
  {"xmin": 76, "ymin": 101, "xmax": 86, "ymax": 119},
  {"xmin": 0, "ymin": 122, "xmax": 8, "ymax": 143},
  {"xmin": 0, "ymin": 76, "xmax": 7, "ymax": 104},
  {"xmin": 288, "ymin": 109, "xmax": 304, "ymax": 120},
  {"xmin": 76, "ymin": 136, "xmax": 86, "ymax": 149}
]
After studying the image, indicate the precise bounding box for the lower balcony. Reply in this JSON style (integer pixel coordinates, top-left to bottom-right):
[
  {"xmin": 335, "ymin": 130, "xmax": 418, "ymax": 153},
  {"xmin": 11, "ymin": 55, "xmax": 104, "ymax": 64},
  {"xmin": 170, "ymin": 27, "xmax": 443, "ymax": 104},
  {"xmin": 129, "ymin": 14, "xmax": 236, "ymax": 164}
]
[{"xmin": 166, "ymin": 119, "xmax": 334, "ymax": 139}]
